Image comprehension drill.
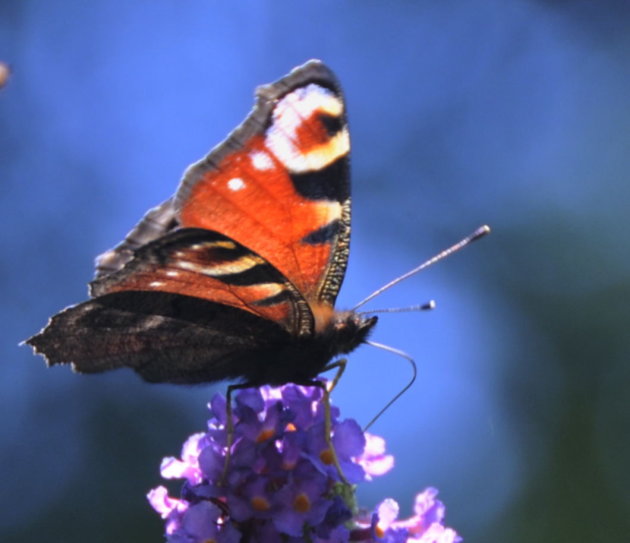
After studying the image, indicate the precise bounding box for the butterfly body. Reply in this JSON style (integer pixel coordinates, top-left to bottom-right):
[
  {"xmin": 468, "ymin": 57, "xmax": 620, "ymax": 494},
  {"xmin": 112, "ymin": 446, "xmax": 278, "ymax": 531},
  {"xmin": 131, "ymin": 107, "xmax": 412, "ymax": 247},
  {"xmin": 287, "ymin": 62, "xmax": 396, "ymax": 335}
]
[
  {"xmin": 29, "ymin": 289, "xmax": 376, "ymax": 386},
  {"xmin": 27, "ymin": 60, "xmax": 378, "ymax": 386}
]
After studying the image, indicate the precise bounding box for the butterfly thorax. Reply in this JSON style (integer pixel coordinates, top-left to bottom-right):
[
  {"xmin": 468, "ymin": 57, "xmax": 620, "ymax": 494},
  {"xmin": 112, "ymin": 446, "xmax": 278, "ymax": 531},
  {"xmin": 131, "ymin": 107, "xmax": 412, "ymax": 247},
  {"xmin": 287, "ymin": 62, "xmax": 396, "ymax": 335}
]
[{"xmin": 244, "ymin": 310, "xmax": 377, "ymax": 387}]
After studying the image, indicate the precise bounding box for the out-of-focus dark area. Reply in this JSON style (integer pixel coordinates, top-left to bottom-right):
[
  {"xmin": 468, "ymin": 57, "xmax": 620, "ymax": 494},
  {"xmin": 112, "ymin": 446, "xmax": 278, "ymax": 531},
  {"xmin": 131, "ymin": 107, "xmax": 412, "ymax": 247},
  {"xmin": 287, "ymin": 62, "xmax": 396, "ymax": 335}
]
[{"xmin": 2, "ymin": 1, "xmax": 629, "ymax": 542}]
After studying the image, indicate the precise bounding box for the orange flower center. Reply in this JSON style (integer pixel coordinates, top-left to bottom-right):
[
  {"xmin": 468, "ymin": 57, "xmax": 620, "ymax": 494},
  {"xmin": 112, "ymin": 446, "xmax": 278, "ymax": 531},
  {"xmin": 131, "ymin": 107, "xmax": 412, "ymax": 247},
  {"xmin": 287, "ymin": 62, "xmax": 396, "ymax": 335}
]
[
  {"xmin": 293, "ymin": 492, "xmax": 311, "ymax": 513},
  {"xmin": 251, "ymin": 496, "xmax": 271, "ymax": 511},
  {"xmin": 319, "ymin": 448, "xmax": 334, "ymax": 465},
  {"xmin": 256, "ymin": 428, "xmax": 275, "ymax": 443}
]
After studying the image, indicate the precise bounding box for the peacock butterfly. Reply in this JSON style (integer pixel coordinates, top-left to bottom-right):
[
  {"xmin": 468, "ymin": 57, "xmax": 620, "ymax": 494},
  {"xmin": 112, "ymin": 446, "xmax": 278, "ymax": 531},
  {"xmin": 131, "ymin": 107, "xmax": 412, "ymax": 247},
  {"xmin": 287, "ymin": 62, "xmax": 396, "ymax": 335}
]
[{"xmin": 26, "ymin": 60, "xmax": 378, "ymax": 386}]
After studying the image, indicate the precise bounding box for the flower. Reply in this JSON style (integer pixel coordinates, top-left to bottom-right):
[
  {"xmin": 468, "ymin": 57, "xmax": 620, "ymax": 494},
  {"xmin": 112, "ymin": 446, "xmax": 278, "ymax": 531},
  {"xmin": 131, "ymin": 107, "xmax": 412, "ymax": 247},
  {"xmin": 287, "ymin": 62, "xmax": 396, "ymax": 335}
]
[
  {"xmin": 369, "ymin": 488, "xmax": 462, "ymax": 543},
  {"xmin": 148, "ymin": 382, "xmax": 460, "ymax": 542}
]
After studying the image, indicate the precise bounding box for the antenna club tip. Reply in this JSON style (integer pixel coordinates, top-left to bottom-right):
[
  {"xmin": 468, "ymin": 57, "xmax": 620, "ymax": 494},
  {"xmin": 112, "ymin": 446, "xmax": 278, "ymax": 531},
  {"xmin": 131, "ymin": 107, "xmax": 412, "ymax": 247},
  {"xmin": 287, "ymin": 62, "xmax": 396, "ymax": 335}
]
[
  {"xmin": 472, "ymin": 225, "xmax": 491, "ymax": 241},
  {"xmin": 423, "ymin": 300, "xmax": 437, "ymax": 310}
]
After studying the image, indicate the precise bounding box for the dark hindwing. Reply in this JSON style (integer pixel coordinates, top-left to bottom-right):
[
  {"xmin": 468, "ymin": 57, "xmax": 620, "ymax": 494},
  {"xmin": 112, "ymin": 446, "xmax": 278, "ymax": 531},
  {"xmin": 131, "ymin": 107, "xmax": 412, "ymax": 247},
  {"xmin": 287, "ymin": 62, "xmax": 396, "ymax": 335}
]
[{"xmin": 26, "ymin": 291, "xmax": 302, "ymax": 385}]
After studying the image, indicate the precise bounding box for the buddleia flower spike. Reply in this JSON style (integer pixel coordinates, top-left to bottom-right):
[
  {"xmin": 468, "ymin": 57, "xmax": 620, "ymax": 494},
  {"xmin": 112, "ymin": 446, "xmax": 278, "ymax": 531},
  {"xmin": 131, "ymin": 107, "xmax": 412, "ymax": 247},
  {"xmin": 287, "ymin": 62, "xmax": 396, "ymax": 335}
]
[{"xmin": 148, "ymin": 383, "xmax": 461, "ymax": 542}]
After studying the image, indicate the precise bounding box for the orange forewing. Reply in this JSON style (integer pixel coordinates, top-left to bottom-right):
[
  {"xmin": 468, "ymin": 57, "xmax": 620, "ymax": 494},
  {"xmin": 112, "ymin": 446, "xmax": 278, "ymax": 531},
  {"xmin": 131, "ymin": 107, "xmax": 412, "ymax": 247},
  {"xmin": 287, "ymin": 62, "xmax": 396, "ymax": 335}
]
[
  {"xmin": 104, "ymin": 267, "xmax": 292, "ymax": 326},
  {"xmin": 179, "ymin": 135, "xmax": 340, "ymax": 305},
  {"xmin": 95, "ymin": 235, "xmax": 296, "ymax": 328}
]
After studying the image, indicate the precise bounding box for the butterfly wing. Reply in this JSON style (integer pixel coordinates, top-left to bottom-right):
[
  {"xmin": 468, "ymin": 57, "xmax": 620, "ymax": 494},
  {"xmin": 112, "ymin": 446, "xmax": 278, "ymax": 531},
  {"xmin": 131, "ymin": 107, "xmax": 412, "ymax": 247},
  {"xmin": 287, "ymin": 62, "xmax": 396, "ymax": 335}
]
[
  {"xmin": 94, "ymin": 198, "xmax": 177, "ymax": 279},
  {"xmin": 94, "ymin": 59, "xmax": 351, "ymax": 309},
  {"xmin": 27, "ymin": 291, "xmax": 302, "ymax": 385},
  {"xmin": 28, "ymin": 60, "xmax": 353, "ymax": 384},
  {"xmin": 27, "ymin": 229, "xmax": 320, "ymax": 383}
]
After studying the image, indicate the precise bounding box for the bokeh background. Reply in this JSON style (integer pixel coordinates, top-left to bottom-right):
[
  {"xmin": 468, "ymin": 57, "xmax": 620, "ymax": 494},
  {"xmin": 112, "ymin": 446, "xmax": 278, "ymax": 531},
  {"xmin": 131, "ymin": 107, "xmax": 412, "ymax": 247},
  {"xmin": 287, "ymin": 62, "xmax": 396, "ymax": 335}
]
[{"xmin": 2, "ymin": 1, "xmax": 629, "ymax": 542}]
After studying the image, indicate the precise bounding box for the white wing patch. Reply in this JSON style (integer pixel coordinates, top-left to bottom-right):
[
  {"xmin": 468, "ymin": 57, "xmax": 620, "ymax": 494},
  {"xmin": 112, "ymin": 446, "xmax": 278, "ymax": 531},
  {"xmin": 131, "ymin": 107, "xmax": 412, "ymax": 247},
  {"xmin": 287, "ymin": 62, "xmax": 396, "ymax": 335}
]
[
  {"xmin": 227, "ymin": 177, "xmax": 246, "ymax": 191},
  {"xmin": 265, "ymin": 83, "xmax": 349, "ymax": 174},
  {"xmin": 250, "ymin": 151, "xmax": 274, "ymax": 171}
]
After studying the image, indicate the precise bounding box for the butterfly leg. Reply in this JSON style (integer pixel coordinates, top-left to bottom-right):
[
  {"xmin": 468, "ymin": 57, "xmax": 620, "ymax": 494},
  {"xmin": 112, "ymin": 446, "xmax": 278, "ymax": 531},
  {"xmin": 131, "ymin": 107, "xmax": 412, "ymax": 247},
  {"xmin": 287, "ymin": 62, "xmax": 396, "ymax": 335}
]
[
  {"xmin": 322, "ymin": 357, "xmax": 348, "ymax": 393},
  {"xmin": 310, "ymin": 358, "xmax": 350, "ymax": 485},
  {"xmin": 219, "ymin": 382, "xmax": 250, "ymax": 486}
]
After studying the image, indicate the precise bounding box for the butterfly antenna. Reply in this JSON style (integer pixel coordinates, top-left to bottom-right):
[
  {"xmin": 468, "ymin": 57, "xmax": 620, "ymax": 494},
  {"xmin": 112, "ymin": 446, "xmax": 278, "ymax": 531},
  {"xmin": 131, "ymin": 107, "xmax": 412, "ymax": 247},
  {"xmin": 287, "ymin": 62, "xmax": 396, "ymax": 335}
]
[
  {"xmin": 362, "ymin": 340, "xmax": 417, "ymax": 432},
  {"xmin": 352, "ymin": 225, "xmax": 490, "ymax": 311},
  {"xmin": 359, "ymin": 300, "xmax": 436, "ymax": 316}
]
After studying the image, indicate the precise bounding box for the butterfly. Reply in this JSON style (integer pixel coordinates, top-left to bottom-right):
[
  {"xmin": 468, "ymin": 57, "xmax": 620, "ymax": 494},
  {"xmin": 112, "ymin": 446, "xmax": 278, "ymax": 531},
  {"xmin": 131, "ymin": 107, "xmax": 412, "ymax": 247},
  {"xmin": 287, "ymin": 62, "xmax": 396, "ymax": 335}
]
[{"xmin": 26, "ymin": 59, "xmax": 379, "ymax": 387}]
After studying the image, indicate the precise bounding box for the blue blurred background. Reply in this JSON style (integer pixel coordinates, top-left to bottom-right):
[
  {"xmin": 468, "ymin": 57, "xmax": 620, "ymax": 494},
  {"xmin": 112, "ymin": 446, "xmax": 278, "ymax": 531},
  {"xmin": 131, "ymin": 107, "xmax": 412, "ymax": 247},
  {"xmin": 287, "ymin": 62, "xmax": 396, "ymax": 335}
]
[{"xmin": 3, "ymin": 1, "xmax": 629, "ymax": 541}]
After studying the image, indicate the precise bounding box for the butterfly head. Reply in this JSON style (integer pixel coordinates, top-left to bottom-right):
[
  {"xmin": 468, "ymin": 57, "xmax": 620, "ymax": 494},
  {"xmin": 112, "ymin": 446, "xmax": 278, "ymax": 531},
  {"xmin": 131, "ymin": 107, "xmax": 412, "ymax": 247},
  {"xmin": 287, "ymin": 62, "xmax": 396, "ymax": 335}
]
[{"xmin": 322, "ymin": 310, "xmax": 378, "ymax": 356}]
